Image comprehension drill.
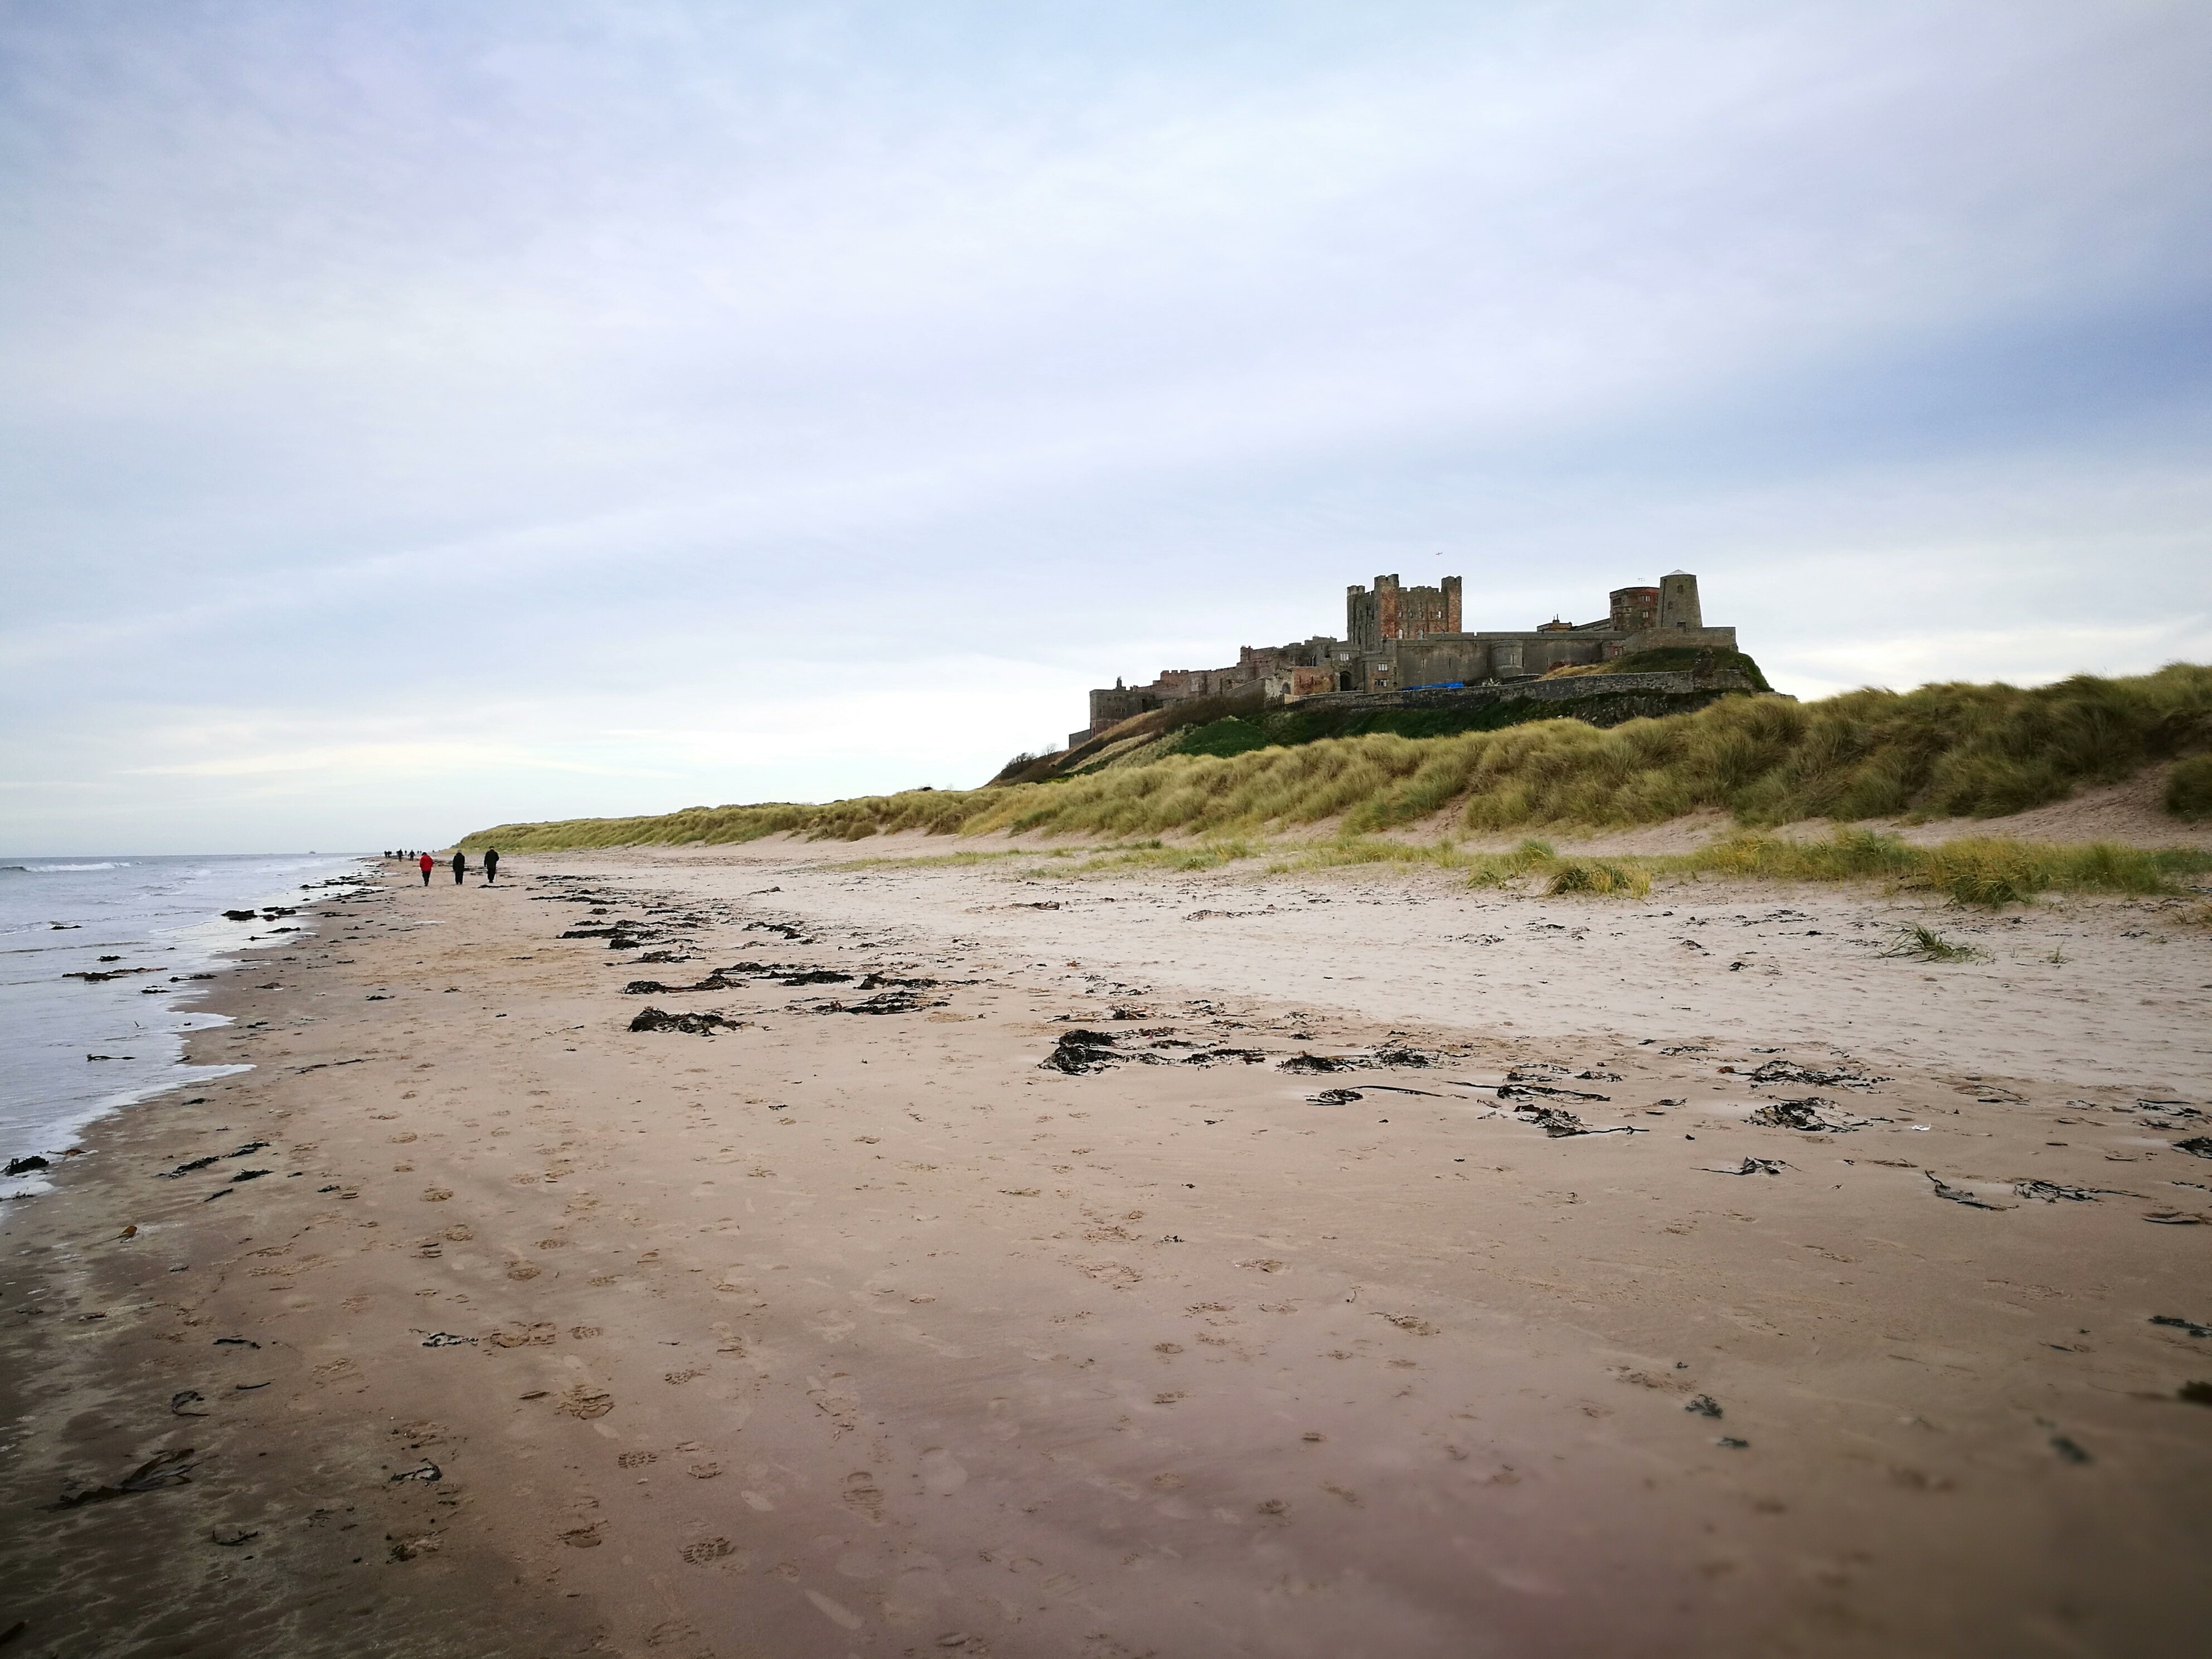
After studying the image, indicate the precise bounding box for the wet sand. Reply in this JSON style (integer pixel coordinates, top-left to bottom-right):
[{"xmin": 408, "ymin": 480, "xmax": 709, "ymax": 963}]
[{"xmin": 4, "ymin": 840, "xmax": 2209, "ymax": 1658}]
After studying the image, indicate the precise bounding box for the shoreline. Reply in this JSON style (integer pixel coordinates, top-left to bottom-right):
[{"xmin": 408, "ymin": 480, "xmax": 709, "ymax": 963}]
[
  {"xmin": 0, "ymin": 853, "xmax": 366, "ymax": 1178},
  {"xmin": 2, "ymin": 848, "xmax": 2207, "ymax": 1656}
]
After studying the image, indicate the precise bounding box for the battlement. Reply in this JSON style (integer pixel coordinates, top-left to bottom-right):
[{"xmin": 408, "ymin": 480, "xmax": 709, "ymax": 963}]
[{"xmin": 1073, "ymin": 570, "xmax": 1734, "ymax": 746}]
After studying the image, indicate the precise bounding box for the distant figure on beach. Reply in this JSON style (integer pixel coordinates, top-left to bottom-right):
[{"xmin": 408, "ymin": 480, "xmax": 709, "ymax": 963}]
[
  {"xmin": 418, "ymin": 852, "xmax": 433, "ymax": 886},
  {"xmin": 452, "ymin": 851, "xmax": 467, "ymax": 885},
  {"xmin": 483, "ymin": 848, "xmax": 499, "ymax": 885}
]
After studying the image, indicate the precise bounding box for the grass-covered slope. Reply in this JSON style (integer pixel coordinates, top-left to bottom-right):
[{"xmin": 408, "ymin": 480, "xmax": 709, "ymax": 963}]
[
  {"xmin": 462, "ymin": 663, "xmax": 2212, "ymax": 850},
  {"xmin": 1098, "ymin": 678, "xmax": 1745, "ymax": 767},
  {"xmin": 991, "ymin": 646, "xmax": 1772, "ymax": 785},
  {"xmin": 1541, "ymin": 644, "xmax": 1772, "ymax": 688}
]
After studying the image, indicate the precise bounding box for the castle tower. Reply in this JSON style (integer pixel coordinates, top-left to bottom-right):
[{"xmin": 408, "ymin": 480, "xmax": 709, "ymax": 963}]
[
  {"xmin": 1657, "ymin": 571, "xmax": 1702, "ymax": 632},
  {"xmin": 1346, "ymin": 583, "xmax": 1375, "ymax": 652},
  {"xmin": 1346, "ymin": 574, "xmax": 1401, "ymax": 652},
  {"xmin": 1609, "ymin": 586, "xmax": 1660, "ymax": 633},
  {"xmin": 1348, "ymin": 571, "xmax": 1461, "ymax": 649}
]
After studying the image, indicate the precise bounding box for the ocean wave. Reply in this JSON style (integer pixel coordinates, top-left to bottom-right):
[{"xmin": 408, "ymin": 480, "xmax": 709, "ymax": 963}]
[{"xmin": 11, "ymin": 862, "xmax": 133, "ymax": 872}]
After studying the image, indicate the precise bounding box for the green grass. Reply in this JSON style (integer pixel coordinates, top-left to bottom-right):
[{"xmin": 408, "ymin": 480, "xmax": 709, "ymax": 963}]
[{"xmin": 462, "ymin": 663, "xmax": 2212, "ymax": 851}]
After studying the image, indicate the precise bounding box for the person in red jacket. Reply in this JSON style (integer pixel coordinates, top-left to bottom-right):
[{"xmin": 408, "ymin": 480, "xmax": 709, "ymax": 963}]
[{"xmin": 418, "ymin": 852, "xmax": 434, "ymax": 886}]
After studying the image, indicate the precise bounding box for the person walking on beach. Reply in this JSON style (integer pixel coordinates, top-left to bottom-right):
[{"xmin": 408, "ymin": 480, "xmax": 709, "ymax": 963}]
[
  {"xmin": 418, "ymin": 851, "xmax": 434, "ymax": 886},
  {"xmin": 483, "ymin": 848, "xmax": 499, "ymax": 885},
  {"xmin": 452, "ymin": 850, "xmax": 467, "ymax": 885}
]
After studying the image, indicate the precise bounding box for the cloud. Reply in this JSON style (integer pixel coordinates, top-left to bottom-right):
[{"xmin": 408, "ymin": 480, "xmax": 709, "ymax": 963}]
[
  {"xmin": 1784, "ymin": 620, "xmax": 2212, "ymax": 701},
  {"xmin": 2, "ymin": 0, "xmax": 2209, "ymax": 848},
  {"xmin": 122, "ymin": 740, "xmax": 650, "ymax": 782}
]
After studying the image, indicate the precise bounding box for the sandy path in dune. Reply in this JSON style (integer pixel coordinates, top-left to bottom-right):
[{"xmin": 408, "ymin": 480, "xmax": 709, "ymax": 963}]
[{"xmin": 3, "ymin": 845, "xmax": 2207, "ymax": 1659}]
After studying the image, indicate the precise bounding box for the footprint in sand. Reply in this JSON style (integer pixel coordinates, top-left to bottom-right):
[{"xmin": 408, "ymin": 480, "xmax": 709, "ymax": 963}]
[
  {"xmin": 505, "ymin": 1262, "xmax": 541, "ymax": 1280},
  {"xmin": 843, "ymin": 1471, "xmax": 886, "ymax": 1522},
  {"xmin": 560, "ymin": 1385, "xmax": 614, "ymax": 1419},
  {"xmin": 617, "ymin": 1451, "xmax": 657, "ymax": 1468},
  {"xmin": 918, "ymin": 1448, "xmax": 968, "ymax": 1494}
]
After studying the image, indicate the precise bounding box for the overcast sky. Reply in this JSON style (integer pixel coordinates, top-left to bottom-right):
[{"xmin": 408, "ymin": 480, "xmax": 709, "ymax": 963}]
[{"xmin": 5, "ymin": 0, "xmax": 2209, "ymax": 853}]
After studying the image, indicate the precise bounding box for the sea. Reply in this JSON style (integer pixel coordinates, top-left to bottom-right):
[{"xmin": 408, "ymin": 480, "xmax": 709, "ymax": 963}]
[{"xmin": 0, "ymin": 853, "xmax": 371, "ymax": 1191}]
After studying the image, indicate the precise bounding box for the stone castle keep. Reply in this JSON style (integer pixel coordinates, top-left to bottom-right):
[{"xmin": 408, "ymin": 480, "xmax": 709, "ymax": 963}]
[{"xmin": 1074, "ymin": 570, "xmax": 1735, "ymax": 746}]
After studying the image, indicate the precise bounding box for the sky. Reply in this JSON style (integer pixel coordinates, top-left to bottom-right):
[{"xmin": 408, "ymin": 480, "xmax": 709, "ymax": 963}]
[{"xmin": 4, "ymin": 0, "xmax": 2209, "ymax": 853}]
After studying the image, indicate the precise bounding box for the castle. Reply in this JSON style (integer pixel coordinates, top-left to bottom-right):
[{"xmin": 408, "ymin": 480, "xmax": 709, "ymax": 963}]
[{"xmin": 1074, "ymin": 570, "xmax": 1736, "ymax": 746}]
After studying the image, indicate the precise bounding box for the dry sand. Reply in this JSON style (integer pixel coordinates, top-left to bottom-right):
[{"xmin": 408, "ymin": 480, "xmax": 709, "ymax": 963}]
[{"xmin": 5, "ymin": 842, "xmax": 2210, "ymax": 1658}]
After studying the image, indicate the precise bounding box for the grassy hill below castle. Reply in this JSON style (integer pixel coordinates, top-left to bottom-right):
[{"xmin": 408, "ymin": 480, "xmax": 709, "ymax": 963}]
[
  {"xmin": 991, "ymin": 646, "xmax": 1776, "ymax": 786},
  {"xmin": 463, "ymin": 663, "xmax": 2212, "ymax": 856}
]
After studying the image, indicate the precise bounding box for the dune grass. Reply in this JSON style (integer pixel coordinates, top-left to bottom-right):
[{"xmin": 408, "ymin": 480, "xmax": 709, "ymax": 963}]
[
  {"xmin": 462, "ymin": 663, "xmax": 2212, "ymax": 851},
  {"xmin": 2169, "ymin": 753, "xmax": 2212, "ymax": 820},
  {"xmin": 1661, "ymin": 830, "xmax": 2207, "ymax": 905},
  {"xmin": 1879, "ymin": 924, "xmax": 1991, "ymax": 962},
  {"xmin": 901, "ymin": 828, "xmax": 2210, "ymax": 908}
]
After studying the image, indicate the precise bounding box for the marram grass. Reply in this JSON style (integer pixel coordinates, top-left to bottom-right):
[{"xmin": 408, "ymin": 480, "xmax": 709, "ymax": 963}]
[
  {"xmin": 1233, "ymin": 831, "xmax": 2206, "ymax": 907},
  {"xmin": 1879, "ymin": 924, "xmax": 1991, "ymax": 963},
  {"xmin": 463, "ymin": 663, "xmax": 2212, "ymax": 851}
]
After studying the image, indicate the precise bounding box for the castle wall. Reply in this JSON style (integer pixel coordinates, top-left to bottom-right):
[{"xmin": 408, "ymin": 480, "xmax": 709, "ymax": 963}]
[
  {"xmin": 1390, "ymin": 635, "xmax": 1489, "ymax": 687},
  {"xmin": 1615, "ymin": 624, "xmax": 1736, "ymax": 655}
]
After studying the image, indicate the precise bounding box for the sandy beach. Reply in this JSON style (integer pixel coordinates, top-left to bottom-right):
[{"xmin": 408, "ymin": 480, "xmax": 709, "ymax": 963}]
[{"xmin": 5, "ymin": 839, "xmax": 2209, "ymax": 1658}]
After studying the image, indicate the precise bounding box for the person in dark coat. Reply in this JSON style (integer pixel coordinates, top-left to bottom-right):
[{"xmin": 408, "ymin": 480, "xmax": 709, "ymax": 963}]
[
  {"xmin": 483, "ymin": 848, "xmax": 500, "ymax": 885},
  {"xmin": 452, "ymin": 851, "xmax": 467, "ymax": 885},
  {"xmin": 418, "ymin": 852, "xmax": 434, "ymax": 886}
]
